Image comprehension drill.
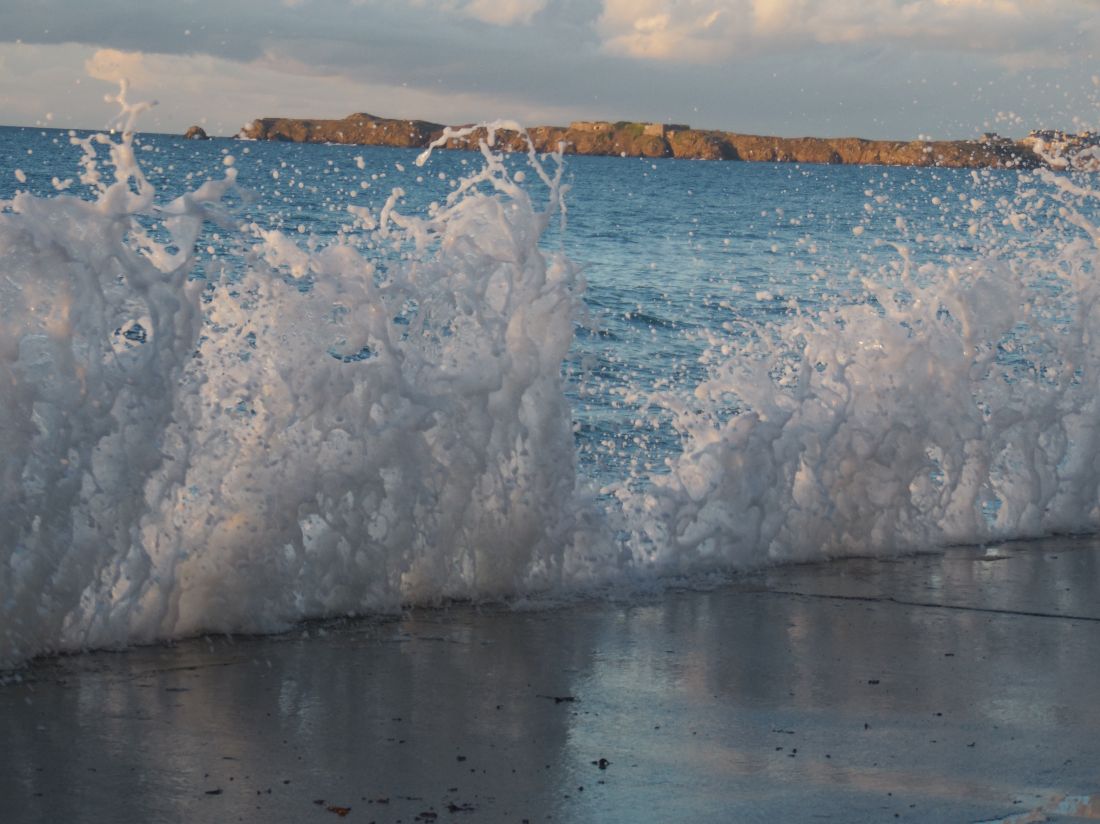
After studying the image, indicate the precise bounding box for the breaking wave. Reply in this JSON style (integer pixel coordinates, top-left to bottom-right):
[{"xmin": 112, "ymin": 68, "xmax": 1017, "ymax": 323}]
[{"xmin": 2, "ymin": 92, "xmax": 1099, "ymax": 667}]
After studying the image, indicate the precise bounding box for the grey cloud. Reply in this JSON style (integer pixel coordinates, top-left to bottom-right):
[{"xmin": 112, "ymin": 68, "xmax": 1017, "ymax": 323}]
[
  {"xmin": 0, "ymin": 0, "xmax": 601, "ymax": 63},
  {"xmin": 1, "ymin": 0, "xmax": 266, "ymax": 59}
]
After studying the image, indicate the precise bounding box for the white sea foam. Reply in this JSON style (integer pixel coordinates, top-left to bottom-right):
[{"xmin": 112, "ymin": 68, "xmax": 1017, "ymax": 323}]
[
  {"xmin": 614, "ymin": 168, "xmax": 1100, "ymax": 572},
  {"xmin": 1, "ymin": 95, "xmax": 595, "ymax": 666},
  {"xmin": 2, "ymin": 91, "xmax": 1099, "ymax": 667}
]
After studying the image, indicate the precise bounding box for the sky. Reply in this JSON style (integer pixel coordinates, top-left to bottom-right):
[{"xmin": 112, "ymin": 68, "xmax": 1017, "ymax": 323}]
[{"xmin": 0, "ymin": 0, "xmax": 1097, "ymax": 140}]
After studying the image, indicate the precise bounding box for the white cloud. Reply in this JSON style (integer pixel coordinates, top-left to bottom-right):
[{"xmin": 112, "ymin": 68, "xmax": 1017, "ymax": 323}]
[
  {"xmin": 752, "ymin": 0, "xmax": 801, "ymax": 34},
  {"xmin": 598, "ymin": 0, "xmax": 735, "ymax": 62},
  {"xmin": 84, "ymin": 48, "xmax": 150, "ymax": 86}
]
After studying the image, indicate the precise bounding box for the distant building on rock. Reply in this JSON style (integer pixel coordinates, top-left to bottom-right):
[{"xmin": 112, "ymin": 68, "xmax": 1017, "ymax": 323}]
[
  {"xmin": 1021, "ymin": 128, "xmax": 1100, "ymax": 171},
  {"xmin": 570, "ymin": 121, "xmax": 614, "ymax": 133},
  {"xmin": 644, "ymin": 123, "xmax": 690, "ymax": 137},
  {"xmin": 568, "ymin": 121, "xmax": 692, "ymax": 138}
]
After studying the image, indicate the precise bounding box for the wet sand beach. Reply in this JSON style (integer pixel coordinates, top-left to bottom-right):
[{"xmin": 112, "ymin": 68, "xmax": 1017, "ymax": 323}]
[{"xmin": 3, "ymin": 538, "xmax": 1099, "ymax": 823}]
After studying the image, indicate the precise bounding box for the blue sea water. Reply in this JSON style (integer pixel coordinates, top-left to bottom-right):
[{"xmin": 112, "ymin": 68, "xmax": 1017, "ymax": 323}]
[{"xmin": 1, "ymin": 121, "xmax": 1098, "ymax": 665}]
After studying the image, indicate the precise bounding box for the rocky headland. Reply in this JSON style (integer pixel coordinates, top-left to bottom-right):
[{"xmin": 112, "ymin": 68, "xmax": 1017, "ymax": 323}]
[{"xmin": 237, "ymin": 112, "xmax": 1098, "ymax": 170}]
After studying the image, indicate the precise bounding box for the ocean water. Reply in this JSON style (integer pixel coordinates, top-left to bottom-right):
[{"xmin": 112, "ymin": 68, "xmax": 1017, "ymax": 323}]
[{"xmin": 2, "ymin": 108, "xmax": 1098, "ymax": 668}]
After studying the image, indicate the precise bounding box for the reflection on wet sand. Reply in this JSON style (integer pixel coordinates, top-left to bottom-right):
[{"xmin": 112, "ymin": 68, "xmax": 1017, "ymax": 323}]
[
  {"xmin": 977, "ymin": 791, "xmax": 1100, "ymax": 823},
  {"xmin": 2, "ymin": 538, "xmax": 1099, "ymax": 822}
]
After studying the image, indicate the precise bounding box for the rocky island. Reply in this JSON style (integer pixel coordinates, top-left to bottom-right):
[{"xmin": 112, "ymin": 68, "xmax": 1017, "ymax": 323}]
[{"xmin": 237, "ymin": 112, "xmax": 1099, "ymax": 170}]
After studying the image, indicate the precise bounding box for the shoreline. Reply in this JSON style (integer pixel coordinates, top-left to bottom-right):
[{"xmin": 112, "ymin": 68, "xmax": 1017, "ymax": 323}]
[{"xmin": 231, "ymin": 111, "xmax": 1095, "ymax": 170}]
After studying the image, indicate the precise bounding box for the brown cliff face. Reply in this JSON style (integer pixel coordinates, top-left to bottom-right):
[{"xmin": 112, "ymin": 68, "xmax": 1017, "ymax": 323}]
[
  {"xmin": 667, "ymin": 130, "xmax": 737, "ymax": 160},
  {"xmin": 240, "ymin": 113, "xmax": 1047, "ymax": 170},
  {"xmin": 438, "ymin": 124, "xmax": 674, "ymax": 158},
  {"xmin": 242, "ymin": 113, "xmax": 444, "ymax": 147},
  {"xmin": 562, "ymin": 124, "xmax": 671, "ymax": 158}
]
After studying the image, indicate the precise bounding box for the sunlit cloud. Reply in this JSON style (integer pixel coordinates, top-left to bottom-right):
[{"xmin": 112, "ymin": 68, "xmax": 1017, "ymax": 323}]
[
  {"xmin": 84, "ymin": 48, "xmax": 150, "ymax": 86},
  {"xmin": 598, "ymin": 0, "xmax": 733, "ymax": 62},
  {"xmin": 596, "ymin": 0, "xmax": 1100, "ymax": 68}
]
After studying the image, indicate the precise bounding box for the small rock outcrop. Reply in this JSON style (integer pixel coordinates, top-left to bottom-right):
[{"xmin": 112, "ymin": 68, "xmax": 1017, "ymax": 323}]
[{"xmin": 184, "ymin": 125, "xmax": 210, "ymax": 140}]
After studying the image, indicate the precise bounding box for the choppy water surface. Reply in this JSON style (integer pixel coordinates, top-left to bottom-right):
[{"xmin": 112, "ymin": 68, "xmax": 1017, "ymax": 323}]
[{"xmin": 1, "ymin": 106, "xmax": 1098, "ymax": 667}]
